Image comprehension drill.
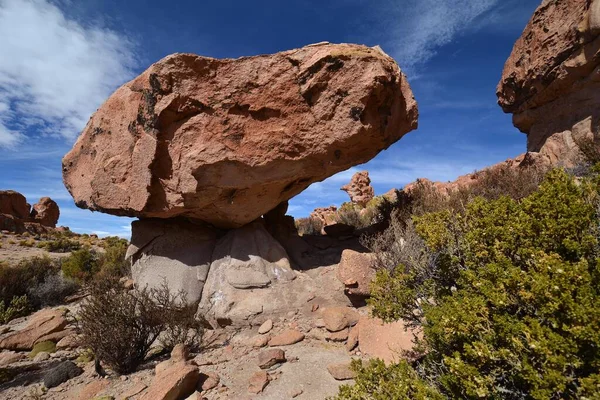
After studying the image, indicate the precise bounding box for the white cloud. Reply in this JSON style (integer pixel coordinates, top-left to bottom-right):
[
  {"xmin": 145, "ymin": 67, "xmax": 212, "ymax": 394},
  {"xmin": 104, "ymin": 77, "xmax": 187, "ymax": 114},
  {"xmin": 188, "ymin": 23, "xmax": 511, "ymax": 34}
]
[
  {"xmin": 375, "ymin": 0, "xmax": 500, "ymax": 69},
  {"xmin": 0, "ymin": 0, "xmax": 137, "ymax": 147}
]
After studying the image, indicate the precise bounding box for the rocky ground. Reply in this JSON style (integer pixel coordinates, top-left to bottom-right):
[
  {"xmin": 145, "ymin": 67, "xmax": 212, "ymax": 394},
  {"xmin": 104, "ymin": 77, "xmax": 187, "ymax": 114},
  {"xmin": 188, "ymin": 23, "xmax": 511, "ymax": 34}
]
[{"xmin": 0, "ymin": 258, "xmax": 416, "ymax": 400}]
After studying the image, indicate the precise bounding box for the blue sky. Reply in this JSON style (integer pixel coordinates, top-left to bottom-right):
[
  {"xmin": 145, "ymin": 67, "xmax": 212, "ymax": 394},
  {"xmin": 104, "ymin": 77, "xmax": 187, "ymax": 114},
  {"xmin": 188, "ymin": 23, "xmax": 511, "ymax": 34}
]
[{"xmin": 0, "ymin": 0, "xmax": 540, "ymax": 237}]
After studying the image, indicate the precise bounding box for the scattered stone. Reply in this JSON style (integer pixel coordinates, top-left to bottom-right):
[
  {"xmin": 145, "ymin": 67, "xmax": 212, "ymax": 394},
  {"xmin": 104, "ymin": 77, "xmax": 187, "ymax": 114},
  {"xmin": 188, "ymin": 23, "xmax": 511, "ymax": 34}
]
[
  {"xmin": 0, "ymin": 309, "xmax": 68, "ymax": 351},
  {"xmin": 141, "ymin": 362, "xmax": 200, "ymax": 400},
  {"xmin": 252, "ymin": 335, "xmax": 269, "ymax": 348},
  {"xmin": 257, "ymin": 349, "xmax": 286, "ymax": 369},
  {"xmin": 33, "ymin": 351, "xmax": 50, "ymax": 362},
  {"xmin": 199, "ymin": 371, "xmax": 220, "ymax": 391},
  {"xmin": 44, "ymin": 361, "xmax": 83, "ymax": 388},
  {"xmin": 268, "ymin": 329, "xmax": 305, "ymax": 346},
  {"xmin": 346, "ymin": 325, "xmax": 359, "ymax": 351},
  {"xmin": 322, "ymin": 307, "xmax": 358, "ymax": 332},
  {"xmin": 290, "ymin": 388, "xmax": 304, "ymax": 398},
  {"xmin": 171, "ymin": 343, "xmax": 189, "ymax": 362},
  {"xmin": 307, "ymin": 328, "xmax": 327, "ymax": 342},
  {"xmin": 74, "ymin": 379, "xmax": 111, "ymax": 399},
  {"xmin": 0, "ymin": 351, "xmax": 25, "ymax": 366},
  {"xmin": 311, "ymin": 304, "xmax": 320, "ymax": 312},
  {"xmin": 326, "ymin": 328, "xmax": 349, "ymax": 342},
  {"xmin": 248, "ymin": 370, "xmax": 269, "ymax": 394},
  {"xmin": 56, "ymin": 334, "xmax": 82, "ymax": 350},
  {"xmin": 258, "ymin": 319, "xmax": 273, "ymax": 334},
  {"xmin": 327, "ymin": 362, "xmax": 356, "ymax": 381}
]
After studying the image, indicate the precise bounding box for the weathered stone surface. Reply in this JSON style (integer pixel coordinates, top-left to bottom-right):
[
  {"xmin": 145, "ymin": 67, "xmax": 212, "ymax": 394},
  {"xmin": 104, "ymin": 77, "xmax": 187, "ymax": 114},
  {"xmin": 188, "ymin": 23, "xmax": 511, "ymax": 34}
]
[
  {"xmin": 497, "ymin": 0, "xmax": 600, "ymax": 165},
  {"xmin": 142, "ymin": 361, "xmax": 200, "ymax": 400},
  {"xmin": 30, "ymin": 197, "xmax": 60, "ymax": 228},
  {"xmin": 199, "ymin": 371, "xmax": 220, "ymax": 391},
  {"xmin": 0, "ymin": 213, "xmax": 25, "ymax": 234},
  {"xmin": 248, "ymin": 370, "xmax": 269, "ymax": 394},
  {"xmin": 357, "ymin": 315, "xmax": 417, "ymax": 364},
  {"xmin": 0, "ymin": 351, "xmax": 25, "ymax": 366},
  {"xmin": 63, "ymin": 42, "xmax": 418, "ymax": 229},
  {"xmin": 268, "ymin": 329, "xmax": 305, "ymax": 346},
  {"xmin": 43, "ymin": 361, "xmax": 82, "ymax": 388},
  {"xmin": 258, "ymin": 319, "xmax": 273, "ymax": 334},
  {"xmin": 257, "ymin": 348, "xmax": 286, "ymax": 369},
  {"xmin": 198, "ymin": 221, "xmax": 296, "ymax": 324},
  {"xmin": 327, "ymin": 362, "xmax": 356, "ymax": 381},
  {"xmin": 346, "ymin": 325, "xmax": 359, "ymax": 351},
  {"xmin": 0, "ymin": 191, "xmax": 30, "ymax": 219},
  {"xmin": 337, "ymin": 249, "xmax": 376, "ymax": 297},
  {"xmin": 341, "ymin": 171, "xmax": 375, "ymax": 206},
  {"xmin": 0, "ymin": 309, "xmax": 68, "ymax": 351},
  {"xmin": 321, "ymin": 307, "xmax": 359, "ymax": 333},
  {"xmin": 127, "ymin": 218, "xmax": 216, "ymax": 305}
]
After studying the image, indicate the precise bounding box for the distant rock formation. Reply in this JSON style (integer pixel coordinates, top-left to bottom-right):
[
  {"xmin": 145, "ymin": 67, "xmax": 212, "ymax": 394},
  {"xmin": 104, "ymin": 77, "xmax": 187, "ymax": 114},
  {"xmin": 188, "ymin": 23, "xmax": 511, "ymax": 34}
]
[
  {"xmin": 0, "ymin": 191, "xmax": 60, "ymax": 233},
  {"xmin": 341, "ymin": 171, "xmax": 374, "ymax": 207},
  {"xmin": 497, "ymin": 0, "xmax": 600, "ymax": 166},
  {"xmin": 31, "ymin": 197, "xmax": 60, "ymax": 228},
  {"xmin": 62, "ymin": 42, "xmax": 418, "ymax": 325},
  {"xmin": 62, "ymin": 42, "xmax": 417, "ymax": 229}
]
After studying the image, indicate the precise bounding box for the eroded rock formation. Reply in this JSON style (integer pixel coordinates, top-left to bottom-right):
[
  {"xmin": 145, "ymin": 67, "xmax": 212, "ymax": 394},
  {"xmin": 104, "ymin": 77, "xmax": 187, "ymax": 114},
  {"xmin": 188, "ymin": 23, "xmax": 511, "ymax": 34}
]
[
  {"xmin": 63, "ymin": 42, "xmax": 417, "ymax": 229},
  {"xmin": 0, "ymin": 190, "xmax": 60, "ymax": 233},
  {"xmin": 341, "ymin": 171, "xmax": 374, "ymax": 207},
  {"xmin": 497, "ymin": 0, "xmax": 600, "ymax": 165}
]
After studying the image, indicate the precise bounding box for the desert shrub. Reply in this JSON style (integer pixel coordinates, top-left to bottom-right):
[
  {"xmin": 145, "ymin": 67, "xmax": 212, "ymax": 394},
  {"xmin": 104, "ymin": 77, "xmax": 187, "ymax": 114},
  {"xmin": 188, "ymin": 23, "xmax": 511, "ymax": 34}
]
[
  {"xmin": 77, "ymin": 278, "xmax": 201, "ymax": 374},
  {"xmin": 97, "ymin": 237, "xmax": 129, "ymax": 278},
  {"xmin": 0, "ymin": 295, "xmax": 30, "ymax": 324},
  {"xmin": 295, "ymin": 217, "xmax": 324, "ymax": 236},
  {"xmin": 152, "ymin": 284, "xmax": 204, "ymax": 352},
  {"xmin": 336, "ymin": 169, "xmax": 600, "ymax": 399},
  {"xmin": 27, "ymin": 273, "xmax": 78, "ymax": 308},
  {"xmin": 61, "ymin": 247, "xmax": 100, "ymax": 282},
  {"xmin": 41, "ymin": 238, "xmax": 81, "ymax": 253},
  {"xmin": 0, "ymin": 256, "xmax": 58, "ymax": 306},
  {"xmin": 29, "ymin": 341, "xmax": 56, "ymax": 358},
  {"xmin": 336, "ymin": 359, "xmax": 443, "ymax": 400},
  {"xmin": 18, "ymin": 239, "xmax": 35, "ymax": 247}
]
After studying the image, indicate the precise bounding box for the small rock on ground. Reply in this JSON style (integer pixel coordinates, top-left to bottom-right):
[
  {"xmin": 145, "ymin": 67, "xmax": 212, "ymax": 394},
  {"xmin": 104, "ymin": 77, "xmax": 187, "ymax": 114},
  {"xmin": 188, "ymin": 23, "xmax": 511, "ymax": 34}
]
[
  {"xmin": 248, "ymin": 370, "xmax": 270, "ymax": 394},
  {"xmin": 327, "ymin": 362, "xmax": 356, "ymax": 381},
  {"xmin": 258, "ymin": 319, "xmax": 273, "ymax": 334},
  {"xmin": 258, "ymin": 348, "xmax": 286, "ymax": 369},
  {"xmin": 269, "ymin": 330, "xmax": 305, "ymax": 346}
]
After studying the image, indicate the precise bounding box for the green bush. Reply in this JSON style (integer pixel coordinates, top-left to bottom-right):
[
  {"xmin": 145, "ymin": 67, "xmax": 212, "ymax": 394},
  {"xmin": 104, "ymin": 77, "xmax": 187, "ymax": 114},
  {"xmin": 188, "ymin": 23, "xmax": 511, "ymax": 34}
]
[
  {"xmin": 0, "ymin": 295, "xmax": 30, "ymax": 324},
  {"xmin": 61, "ymin": 247, "xmax": 101, "ymax": 282},
  {"xmin": 336, "ymin": 169, "xmax": 600, "ymax": 399},
  {"xmin": 41, "ymin": 238, "xmax": 81, "ymax": 253},
  {"xmin": 29, "ymin": 341, "xmax": 56, "ymax": 358},
  {"xmin": 98, "ymin": 237, "xmax": 129, "ymax": 278},
  {"xmin": 0, "ymin": 256, "xmax": 58, "ymax": 306}
]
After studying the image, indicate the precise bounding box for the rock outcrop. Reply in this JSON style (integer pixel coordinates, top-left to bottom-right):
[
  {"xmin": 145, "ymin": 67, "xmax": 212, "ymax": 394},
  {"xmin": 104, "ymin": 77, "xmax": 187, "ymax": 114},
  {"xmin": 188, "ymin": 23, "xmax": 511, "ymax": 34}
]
[
  {"xmin": 0, "ymin": 191, "xmax": 30, "ymax": 220},
  {"xmin": 63, "ymin": 42, "xmax": 418, "ymax": 229},
  {"xmin": 341, "ymin": 171, "xmax": 374, "ymax": 207},
  {"xmin": 497, "ymin": 0, "xmax": 600, "ymax": 165},
  {"xmin": 0, "ymin": 191, "xmax": 61, "ymax": 233},
  {"xmin": 30, "ymin": 197, "xmax": 60, "ymax": 228}
]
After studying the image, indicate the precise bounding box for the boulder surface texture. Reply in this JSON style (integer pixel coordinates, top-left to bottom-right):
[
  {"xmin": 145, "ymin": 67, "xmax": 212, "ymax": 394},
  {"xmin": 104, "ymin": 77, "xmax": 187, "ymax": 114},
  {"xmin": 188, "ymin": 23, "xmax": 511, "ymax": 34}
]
[
  {"xmin": 497, "ymin": 0, "xmax": 600, "ymax": 165},
  {"xmin": 62, "ymin": 42, "xmax": 418, "ymax": 229}
]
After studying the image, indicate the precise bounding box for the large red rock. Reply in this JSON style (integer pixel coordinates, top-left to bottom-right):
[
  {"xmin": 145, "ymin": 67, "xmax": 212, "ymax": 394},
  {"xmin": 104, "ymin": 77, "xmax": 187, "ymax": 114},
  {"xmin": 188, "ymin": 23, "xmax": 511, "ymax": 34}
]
[
  {"xmin": 0, "ymin": 191, "xmax": 30, "ymax": 220},
  {"xmin": 0, "ymin": 309, "xmax": 68, "ymax": 351},
  {"xmin": 62, "ymin": 42, "xmax": 418, "ymax": 228},
  {"xmin": 30, "ymin": 197, "xmax": 60, "ymax": 228},
  {"xmin": 497, "ymin": 0, "xmax": 600, "ymax": 165},
  {"xmin": 341, "ymin": 171, "xmax": 374, "ymax": 207}
]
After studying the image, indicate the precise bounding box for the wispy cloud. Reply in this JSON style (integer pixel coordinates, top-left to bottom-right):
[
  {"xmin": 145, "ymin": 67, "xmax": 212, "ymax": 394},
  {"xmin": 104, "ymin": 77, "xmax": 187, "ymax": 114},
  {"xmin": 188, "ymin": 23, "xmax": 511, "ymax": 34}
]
[
  {"xmin": 0, "ymin": 0, "xmax": 137, "ymax": 147},
  {"xmin": 367, "ymin": 0, "xmax": 503, "ymax": 70}
]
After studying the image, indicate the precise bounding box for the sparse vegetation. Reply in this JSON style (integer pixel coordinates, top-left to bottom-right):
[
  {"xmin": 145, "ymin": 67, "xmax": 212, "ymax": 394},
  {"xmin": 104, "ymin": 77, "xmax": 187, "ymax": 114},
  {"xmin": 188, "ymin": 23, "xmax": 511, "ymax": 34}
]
[
  {"xmin": 39, "ymin": 238, "xmax": 81, "ymax": 253},
  {"xmin": 0, "ymin": 295, "xmax": 30, "ymax": 324},
  {"xmin": 295, "ymin": 216, "xmax": 324, "ymax": 235},
  {"xmin": 29, "ymin": 341, "xmax": 56, "ymax": 359},
  {"xmin": 77, "ymin": 278, "xmax": 200, "ymax": 374}
]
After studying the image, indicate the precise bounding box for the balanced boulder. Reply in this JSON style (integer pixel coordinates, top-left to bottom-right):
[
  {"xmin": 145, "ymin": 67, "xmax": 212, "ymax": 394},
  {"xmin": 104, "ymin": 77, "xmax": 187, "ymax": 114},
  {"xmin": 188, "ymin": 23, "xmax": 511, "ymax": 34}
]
[
  {"xmin": 62, "ymin": 42, "xmax": 417, "ymax": 229},
  {"xmin": 341, "ymin": 171, "xmax": 374, "ymax": 207},
  {"xmin": 497, "ymin": 0, "xmax": 600, "ymax": 165}
]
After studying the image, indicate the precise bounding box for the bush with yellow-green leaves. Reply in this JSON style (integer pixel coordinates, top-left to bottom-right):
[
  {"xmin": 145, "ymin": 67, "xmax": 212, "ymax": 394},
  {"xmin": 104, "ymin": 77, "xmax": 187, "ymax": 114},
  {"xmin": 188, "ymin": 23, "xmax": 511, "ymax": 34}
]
[{"xmin": 335, "ymin": 168, "xmax": 600, "ymax": 399}]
